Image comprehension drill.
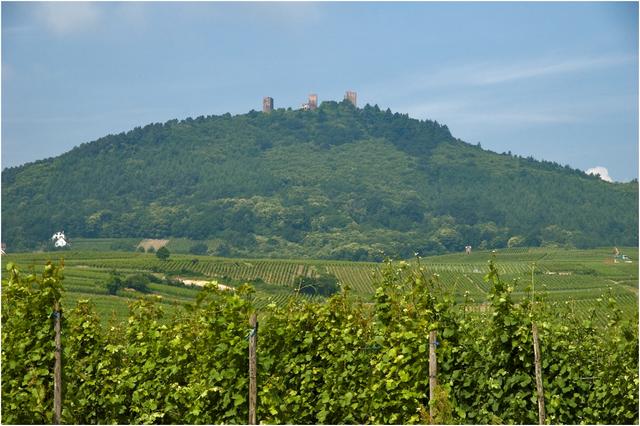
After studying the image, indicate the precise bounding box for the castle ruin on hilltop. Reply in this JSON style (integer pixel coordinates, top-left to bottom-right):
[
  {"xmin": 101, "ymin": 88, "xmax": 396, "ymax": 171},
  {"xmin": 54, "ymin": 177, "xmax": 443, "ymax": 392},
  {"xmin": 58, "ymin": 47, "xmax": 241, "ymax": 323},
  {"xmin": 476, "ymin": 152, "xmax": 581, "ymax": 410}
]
[
  {"xmin": 344, "ymin": 90, "xmax": 357, "ymax": 107},
  {"xmin": 262, "ymin": 90, "xmax": 357, "ymax": 112},
  {"xmin": 302, "ymin": 94, "xmax": 318, "ymax": 111},
  {"xmin": 262, "ymin": 96, "xmax": 274, "ymax": 113}
]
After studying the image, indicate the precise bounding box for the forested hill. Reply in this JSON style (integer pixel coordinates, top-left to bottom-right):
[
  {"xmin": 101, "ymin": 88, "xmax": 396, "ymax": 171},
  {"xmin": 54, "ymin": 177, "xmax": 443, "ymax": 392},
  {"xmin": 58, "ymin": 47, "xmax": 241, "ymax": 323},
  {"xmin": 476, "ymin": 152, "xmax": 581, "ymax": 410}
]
[{"xmin": 2, "ymin": 100, "xmax": 637, "ymax": 259}]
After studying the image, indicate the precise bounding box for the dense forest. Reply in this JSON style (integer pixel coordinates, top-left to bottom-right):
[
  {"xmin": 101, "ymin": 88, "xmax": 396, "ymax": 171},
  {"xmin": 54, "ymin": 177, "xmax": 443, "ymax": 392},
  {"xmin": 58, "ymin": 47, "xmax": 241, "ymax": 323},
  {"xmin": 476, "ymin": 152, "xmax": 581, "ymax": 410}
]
[{"xmin": 2, "ymin": 100, "xmax": 637, "ymax": 259}]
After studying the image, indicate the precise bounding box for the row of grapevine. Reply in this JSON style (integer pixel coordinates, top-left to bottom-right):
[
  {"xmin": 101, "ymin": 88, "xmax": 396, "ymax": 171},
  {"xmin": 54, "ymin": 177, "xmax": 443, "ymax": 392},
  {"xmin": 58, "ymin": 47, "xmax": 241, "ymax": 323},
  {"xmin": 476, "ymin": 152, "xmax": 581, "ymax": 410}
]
[
  {"xmin": 2, "ymin": 260, "xmax": 637, "ymax": 424},
  {"xmin": 420, "ymin": 262, "xmax": 541, "ymax": 275},
  {"xmin": 325, "ymin": 264, "xmax": 377, "ymax": 295}
]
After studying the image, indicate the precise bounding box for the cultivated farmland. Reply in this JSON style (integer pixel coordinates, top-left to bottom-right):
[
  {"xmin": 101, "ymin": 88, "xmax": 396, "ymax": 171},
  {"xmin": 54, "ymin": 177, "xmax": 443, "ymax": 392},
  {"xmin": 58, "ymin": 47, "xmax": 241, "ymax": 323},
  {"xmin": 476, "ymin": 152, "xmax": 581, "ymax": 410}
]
[{"xmin": 2, "ymin": 246, "xmax": 637, "ymax": 323}]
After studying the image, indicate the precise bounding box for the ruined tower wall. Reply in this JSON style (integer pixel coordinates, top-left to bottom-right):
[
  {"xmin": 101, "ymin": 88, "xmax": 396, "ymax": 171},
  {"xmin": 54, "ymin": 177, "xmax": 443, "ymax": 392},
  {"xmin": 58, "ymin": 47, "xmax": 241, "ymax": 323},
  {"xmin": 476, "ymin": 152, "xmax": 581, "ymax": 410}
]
[{"xmin": 262, "ymin": 96, "xmax": 274, "ymax": 113}]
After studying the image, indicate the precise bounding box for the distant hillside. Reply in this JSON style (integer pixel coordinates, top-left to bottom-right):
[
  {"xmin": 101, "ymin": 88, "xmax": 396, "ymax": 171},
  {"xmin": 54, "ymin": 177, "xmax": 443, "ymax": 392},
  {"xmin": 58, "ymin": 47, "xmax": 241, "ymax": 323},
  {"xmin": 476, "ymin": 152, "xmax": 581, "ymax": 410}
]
[{"xmin": 2, "ymin": 100, "xmax": 637, "ymax": 259}]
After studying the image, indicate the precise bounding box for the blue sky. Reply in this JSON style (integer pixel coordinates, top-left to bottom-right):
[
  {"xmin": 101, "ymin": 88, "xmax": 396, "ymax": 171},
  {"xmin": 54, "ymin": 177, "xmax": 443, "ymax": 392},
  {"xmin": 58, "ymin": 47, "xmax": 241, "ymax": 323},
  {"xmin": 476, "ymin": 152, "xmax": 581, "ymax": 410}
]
[{"xmin": 2, "ymin": 1, "xmax": 638, "ymax": 181}]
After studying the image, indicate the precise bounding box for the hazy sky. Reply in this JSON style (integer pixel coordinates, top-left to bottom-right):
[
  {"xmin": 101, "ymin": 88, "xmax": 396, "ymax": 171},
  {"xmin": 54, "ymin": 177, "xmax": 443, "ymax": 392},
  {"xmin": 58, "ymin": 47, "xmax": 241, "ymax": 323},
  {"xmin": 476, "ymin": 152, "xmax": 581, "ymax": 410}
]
[{"xmin": 2, "ymin": 2, "xmax": 638, "ymax": 181}]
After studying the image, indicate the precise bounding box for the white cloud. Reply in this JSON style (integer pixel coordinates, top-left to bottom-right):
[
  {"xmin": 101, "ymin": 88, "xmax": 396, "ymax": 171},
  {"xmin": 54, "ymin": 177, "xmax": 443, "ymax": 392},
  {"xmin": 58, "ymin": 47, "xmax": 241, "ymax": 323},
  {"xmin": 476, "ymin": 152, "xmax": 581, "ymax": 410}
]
[
  {"xmin": 35, "ymin": 2, "xmax": 102, "ymax": 35},
  {"xmin": 468, "ymin": 55, "xmax": 633, "ymax": 86},
  {"xmin": 586, "ymin": 166, "xmax": 614, "ymax": 182},
  {"xmin": 370, "ymin": 54, "xmax": 636, "ymax": 100},
  {"xmin": 400, "ymin": 99, "xmax": 579, "ymax": 126}
]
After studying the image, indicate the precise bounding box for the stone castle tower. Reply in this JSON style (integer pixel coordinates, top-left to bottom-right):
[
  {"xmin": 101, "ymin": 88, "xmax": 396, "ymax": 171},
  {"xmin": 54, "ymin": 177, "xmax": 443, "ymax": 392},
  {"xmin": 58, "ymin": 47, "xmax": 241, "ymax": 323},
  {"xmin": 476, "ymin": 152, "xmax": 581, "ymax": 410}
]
[
  {"xmin": 263, "ymin": 96, "xmax": 274, "ymax": 113},
  {"xmin": 308, "ymin": 94, "xmax": 318, "ymax": 110},
  {"xmin": 302, "ymin": 93, "xmax": 318, "ymax": 111},
  {"xmin": 344, "ymin": 90, "xmax": 357, "ymax": 107}
]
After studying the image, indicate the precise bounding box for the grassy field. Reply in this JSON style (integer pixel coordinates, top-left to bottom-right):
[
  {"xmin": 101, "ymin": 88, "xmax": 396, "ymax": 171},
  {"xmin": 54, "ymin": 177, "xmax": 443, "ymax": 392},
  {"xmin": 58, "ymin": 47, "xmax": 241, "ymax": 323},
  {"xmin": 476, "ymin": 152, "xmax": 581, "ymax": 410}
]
[{"xmin": 2, "ymin": 245, "xmax": 637, "ymax": 324}]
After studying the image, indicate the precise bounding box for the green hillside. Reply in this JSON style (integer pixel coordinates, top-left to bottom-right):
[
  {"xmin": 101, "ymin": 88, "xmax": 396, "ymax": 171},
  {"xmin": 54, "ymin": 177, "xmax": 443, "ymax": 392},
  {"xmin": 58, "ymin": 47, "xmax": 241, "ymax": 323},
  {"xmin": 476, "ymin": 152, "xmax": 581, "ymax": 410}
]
[{"xmin": 2, "ymin": 100, "xmax": 637, "ymax": 259}]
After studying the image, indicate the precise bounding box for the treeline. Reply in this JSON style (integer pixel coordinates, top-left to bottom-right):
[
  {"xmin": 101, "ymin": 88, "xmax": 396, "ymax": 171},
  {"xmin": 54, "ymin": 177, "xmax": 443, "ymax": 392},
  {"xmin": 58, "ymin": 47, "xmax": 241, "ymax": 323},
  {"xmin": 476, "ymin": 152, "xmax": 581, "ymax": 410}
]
[
  {"xmin": 2, "ymin": 260, "xmax": 637, "ymax": 424},
  {"xmin": 2, "ymin": 101, "xmax": 637, "ymax": 258}
]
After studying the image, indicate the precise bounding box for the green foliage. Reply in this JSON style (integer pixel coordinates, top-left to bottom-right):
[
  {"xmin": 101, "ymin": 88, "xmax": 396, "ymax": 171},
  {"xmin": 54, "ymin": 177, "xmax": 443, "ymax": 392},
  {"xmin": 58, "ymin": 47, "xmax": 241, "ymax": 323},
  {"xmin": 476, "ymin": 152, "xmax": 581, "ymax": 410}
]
[
  {"xmin": 1, "ymin": 261, "xmax": 64, "ymax": 424},
  {"xmin": 61, "ymin": 299, "xmax": 115, "ymax": 423},
  {"xmin": 155, "ymin": 247, "xmax": 170, "ymax": 260},
  {"xmin": 430, "ymin": 384, "xmax": 454, "ymax": 424},
  {"xmin": 104, "ymin": 271, "xmax": 123, "ymax": 295},
  {"xmin": 2, "ymin": 259, "xmax": 638, "ymax": 424},
  {"xmin": 2, "ymin": 103, "xmax": 637, "ymax": 259},
  {"xmin": 123, "ymin": 274, "xmax": 151, "ymax": 293},
  {"xmin": 105, "ymin": 271, "xmax": 155, "ymax": 294},
  {"xmin": 188, "ymin": 243, "xmax": 208, "ymax": 255},
  {"xmin": 293, "ymin": 273, "xmax": 339, "ymax": 296},
  {"xmin": 110, "ymin": 240, "xmax": 136, "ymax": 251}
]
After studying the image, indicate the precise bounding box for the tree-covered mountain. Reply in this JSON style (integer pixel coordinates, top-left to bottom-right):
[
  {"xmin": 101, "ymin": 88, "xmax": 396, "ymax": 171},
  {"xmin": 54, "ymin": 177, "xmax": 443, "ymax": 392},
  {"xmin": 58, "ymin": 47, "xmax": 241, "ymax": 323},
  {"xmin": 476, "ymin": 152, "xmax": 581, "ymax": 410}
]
[{"xmin": 2, "ymin": 100, "xmax": 637, "ymax": 259}]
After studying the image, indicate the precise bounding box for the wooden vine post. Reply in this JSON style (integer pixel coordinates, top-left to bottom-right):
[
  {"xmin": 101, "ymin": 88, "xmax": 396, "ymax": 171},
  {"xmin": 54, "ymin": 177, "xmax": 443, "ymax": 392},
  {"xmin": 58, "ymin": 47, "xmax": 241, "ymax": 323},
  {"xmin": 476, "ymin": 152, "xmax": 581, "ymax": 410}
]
[
  {"xmin": 429, "ymin": 330, "xmax": 437, "ymax": 424},
  {"xmin": 248, "ymin": 313, "xmax": 258, "ymax": 425},
  {"xmin": 53, "ymin": 302, "xmax": 62, "ymax": 424},
  {"xmin": 532, "ymin": 323, "xmax": 546, "ymax": 425}
]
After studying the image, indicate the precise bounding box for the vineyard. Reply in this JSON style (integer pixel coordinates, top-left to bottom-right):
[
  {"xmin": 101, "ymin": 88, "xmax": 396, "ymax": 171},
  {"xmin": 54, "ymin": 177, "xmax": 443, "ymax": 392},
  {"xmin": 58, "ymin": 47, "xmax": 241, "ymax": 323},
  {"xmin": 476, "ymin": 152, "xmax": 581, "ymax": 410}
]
[
  {"xmin": 1, "ymin": 258, "xmax": 637, "ymax": 424},
  {"xmin": 2, "ymin": 246, "xmax": 637, "ymax": 323}
]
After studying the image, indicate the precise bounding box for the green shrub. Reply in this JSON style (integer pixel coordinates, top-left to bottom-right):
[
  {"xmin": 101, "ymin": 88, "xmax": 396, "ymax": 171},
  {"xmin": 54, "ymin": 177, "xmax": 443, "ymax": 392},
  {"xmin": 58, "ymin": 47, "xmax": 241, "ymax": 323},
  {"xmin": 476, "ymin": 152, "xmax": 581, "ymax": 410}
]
[
  {"xmin": 123, "ymin": 274, "xmax": 150, "ymax": 293},
  {"xmin": 293, "ymin": 273, "xmax": 339, "ymax": 297},
  {"xmin": 156, "ymin": 246, "xmax": 170, "ymax": 260},
  {"xmin": 104, "ymin": 271, "xmax": 123, "ymax": 295},
  {"xmin": 189, "ymin": 243, "xmax": 208, "ymax": 255}
]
